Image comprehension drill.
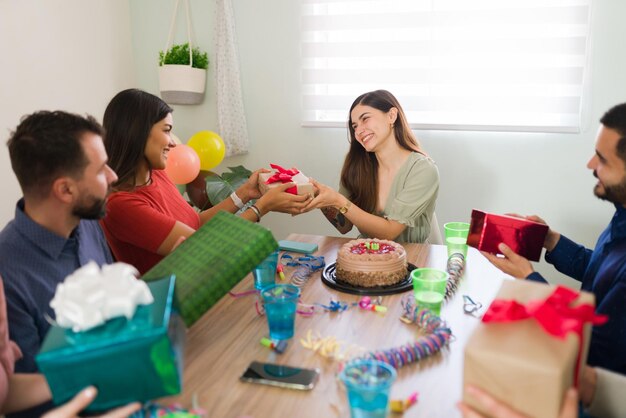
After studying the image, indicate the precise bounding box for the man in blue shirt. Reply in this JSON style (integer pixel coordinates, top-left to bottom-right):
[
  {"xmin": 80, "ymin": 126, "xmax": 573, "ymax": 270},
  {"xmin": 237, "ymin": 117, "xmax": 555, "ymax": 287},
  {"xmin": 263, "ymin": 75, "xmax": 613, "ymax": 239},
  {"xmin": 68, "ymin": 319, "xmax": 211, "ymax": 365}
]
[
  {"xmin": 0, "ymin": 111, "xmax": 118, "ymax": 415},
  {"xmin": 483, "ymin": 103, "xmax": 626, "ymax": 376}
]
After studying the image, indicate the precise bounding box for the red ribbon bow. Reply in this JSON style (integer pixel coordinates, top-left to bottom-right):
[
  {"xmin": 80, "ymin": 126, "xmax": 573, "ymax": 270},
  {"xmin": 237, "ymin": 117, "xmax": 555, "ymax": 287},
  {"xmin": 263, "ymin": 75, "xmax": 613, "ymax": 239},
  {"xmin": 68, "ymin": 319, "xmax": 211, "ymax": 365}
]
[
  {"xmin": 265, "ymin": 163, "xmax": 300, "ymax": 194},
  {"xmin": 482, "ymin": 285, "xmax": 608, "ymax": 386}
]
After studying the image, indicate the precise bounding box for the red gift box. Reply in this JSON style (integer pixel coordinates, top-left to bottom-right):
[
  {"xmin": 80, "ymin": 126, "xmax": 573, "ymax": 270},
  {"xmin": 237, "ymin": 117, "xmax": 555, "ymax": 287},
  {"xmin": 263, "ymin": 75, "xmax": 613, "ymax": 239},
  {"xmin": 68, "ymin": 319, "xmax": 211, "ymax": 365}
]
[
  {"xmin": 258, "ymin": 163, "xmax": 314, "ymax": 197},
  {"xmin": 466, "ymin": 209, "xmax": 549, "ymax": 262}
]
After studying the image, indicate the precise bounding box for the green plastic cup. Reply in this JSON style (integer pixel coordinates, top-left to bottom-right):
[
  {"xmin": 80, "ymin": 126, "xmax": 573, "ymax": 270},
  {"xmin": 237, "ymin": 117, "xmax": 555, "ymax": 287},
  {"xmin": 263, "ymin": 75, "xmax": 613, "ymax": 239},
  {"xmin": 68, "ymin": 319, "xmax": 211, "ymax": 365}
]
[
  {"xmin": 444, "ymin": 222, "xmax": 470, "ymax": 258},
  {"xmin": 411, "ymin": 268, "xmax": 448, "ymax": 316}
]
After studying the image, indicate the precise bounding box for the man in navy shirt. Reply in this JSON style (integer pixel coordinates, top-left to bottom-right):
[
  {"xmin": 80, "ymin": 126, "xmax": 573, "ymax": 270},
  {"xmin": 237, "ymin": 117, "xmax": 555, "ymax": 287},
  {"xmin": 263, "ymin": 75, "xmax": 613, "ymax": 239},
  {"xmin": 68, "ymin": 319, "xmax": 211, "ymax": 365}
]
[
  {"xmin": 484, "ymin": 103, "xmax": 626, "ymax": 376},
  {"xmin": 0, "ymin": 111, "xmax": 118, "ymax": 416}
]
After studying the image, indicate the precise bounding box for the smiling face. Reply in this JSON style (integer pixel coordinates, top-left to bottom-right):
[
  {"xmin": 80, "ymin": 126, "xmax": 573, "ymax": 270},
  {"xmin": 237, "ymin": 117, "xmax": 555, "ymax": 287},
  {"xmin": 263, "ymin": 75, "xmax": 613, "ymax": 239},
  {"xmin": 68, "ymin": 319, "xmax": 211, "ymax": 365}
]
[
  {"xmin": 587, "ymin": 125, "xmax": 626, "ymax": 205},
  {"xmin": 350, "ymin": 104, "xmax": 398, "ymax": 152},
  {"xmin": 144, "ymin": 113, "xmax": 175, "ymax": 170}
]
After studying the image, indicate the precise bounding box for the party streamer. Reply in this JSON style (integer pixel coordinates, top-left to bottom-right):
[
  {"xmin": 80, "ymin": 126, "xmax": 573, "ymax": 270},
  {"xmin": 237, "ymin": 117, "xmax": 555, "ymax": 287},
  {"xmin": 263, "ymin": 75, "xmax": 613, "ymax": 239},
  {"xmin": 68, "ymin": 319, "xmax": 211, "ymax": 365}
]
[
  {"xmin": 279, "ymin": 253, "xmax": 325, "ymax": 287},
  {"xmin": 444, "ymin": 253, "xmax": 465, "ymax": 302},
  {"xmin": 301, "ymin": 297, "xmax": 453, "ymax": 370},
  {"xmin": 347, "ymin": 297, "xmax": 453, "ymax": 369}
]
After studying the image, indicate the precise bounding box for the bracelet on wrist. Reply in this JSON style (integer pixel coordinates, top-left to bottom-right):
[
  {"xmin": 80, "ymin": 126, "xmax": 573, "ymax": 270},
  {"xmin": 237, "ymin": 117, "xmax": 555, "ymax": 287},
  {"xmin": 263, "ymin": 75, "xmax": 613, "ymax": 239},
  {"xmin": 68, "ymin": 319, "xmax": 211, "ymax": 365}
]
[
  {"xmin": 249, "ymin": 204, "xmax": 262, "ymax": 222},
  {"xmin": 338, "ymin": 200, "xmax": 352, "ymax": 215},
  {"xmin": 230, "ymin": 191, "xmax": 245, "ymax": 210}
]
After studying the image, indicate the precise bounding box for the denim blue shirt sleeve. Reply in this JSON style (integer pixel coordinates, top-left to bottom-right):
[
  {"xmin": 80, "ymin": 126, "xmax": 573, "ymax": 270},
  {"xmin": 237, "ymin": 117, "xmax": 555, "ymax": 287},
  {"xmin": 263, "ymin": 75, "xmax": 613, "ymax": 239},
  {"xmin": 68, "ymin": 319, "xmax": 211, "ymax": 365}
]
[
  {"xmin": 526, "ymin": 271, "xmax": 548, "ymax": 283},
  {"xmin": 525, "ymin": 234, "xmax": 591, "ymax": 284},
  {"xmin": 0, "ymin": 200, "xmax": 112, "ymax": 375},
  {"xmin": 544, "ymin": 235, "xmax": 593, "ymax": 282}
]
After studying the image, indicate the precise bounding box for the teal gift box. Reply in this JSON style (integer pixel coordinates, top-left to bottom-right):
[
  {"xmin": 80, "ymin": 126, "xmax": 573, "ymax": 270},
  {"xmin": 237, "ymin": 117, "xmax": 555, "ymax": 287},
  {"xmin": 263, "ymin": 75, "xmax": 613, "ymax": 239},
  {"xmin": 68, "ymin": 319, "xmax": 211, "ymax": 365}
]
[{"xmin": 36, "ymin": 275, "xmax": 184, "ymax": 412}]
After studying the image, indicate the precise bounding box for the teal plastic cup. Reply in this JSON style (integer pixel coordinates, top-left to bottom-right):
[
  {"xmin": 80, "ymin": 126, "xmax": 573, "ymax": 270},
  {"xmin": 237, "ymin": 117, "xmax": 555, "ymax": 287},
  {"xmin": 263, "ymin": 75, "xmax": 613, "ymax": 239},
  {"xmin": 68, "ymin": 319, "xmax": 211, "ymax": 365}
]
[
  {"xmin": 444, "ymin": 222, "xmax": 470, "ymax": 258},
  {"xmin": 411, "ymin": 268, "xmax": 448, "ymax": 316},
  {"xmin": 260, "ymin": 284, "xmax": 300, "ymax": 340},
  {"xmin": 340, "ymin": 359, "xmax": 397, "ymax": 418},
  {"xmin": 253, "ymin": 251, "xmax": 279, "ymax": 290}
]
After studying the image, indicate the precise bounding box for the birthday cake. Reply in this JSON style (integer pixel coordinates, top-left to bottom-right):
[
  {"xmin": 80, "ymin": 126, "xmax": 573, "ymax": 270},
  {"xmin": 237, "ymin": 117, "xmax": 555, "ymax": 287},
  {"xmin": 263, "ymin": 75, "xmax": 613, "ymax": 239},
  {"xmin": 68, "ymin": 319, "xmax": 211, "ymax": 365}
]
[{"xmin": 336, "ymin": 239, "xmax": 408, "ymax": 287}]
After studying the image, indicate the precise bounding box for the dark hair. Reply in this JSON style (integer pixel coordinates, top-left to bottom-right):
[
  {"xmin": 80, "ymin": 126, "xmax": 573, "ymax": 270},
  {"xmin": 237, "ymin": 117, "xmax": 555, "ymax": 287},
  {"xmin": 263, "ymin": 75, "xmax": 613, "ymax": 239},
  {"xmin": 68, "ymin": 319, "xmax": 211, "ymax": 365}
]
[
  {"xmin": 600, "ymin": 103, "xmax": 626, "ymax": 163},
  {"xmin": 341, "ymin": 90, "xmax": 421, "ymax": 213},
  {"xmin": 103, "ymin": 88, "xmax": 173, "ymax": 190},
  {"xmin": 7, "ymin": 111, "xmax": 103, "ymax": 198}
]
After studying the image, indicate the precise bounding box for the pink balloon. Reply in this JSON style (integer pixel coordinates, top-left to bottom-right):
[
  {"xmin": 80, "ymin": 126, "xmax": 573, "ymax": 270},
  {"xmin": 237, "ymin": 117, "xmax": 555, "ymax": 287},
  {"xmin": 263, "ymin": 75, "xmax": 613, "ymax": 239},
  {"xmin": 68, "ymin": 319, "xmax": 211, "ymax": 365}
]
[{"xmin": 165, "ymin": 144, "xmax": 201, "ymax": 184}]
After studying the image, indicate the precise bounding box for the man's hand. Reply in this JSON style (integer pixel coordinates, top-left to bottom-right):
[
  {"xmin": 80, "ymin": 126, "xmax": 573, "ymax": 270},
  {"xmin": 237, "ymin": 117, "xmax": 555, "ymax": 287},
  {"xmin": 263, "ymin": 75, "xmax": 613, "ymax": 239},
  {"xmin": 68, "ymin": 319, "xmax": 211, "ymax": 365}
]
[
  {"xmin": 42, "ymin": 386, "xmax": 141, "ymax": 418},
  {"xmin": 505, "ymin": 213, "xmax": 561, "ymax": 251},
  {"xmin": 481, "ymin": 243, "xmax": 534, "ymax": 279},
  {"xmin": 458, "ymin": 385, "xmax": 578, "ymax": 418}
]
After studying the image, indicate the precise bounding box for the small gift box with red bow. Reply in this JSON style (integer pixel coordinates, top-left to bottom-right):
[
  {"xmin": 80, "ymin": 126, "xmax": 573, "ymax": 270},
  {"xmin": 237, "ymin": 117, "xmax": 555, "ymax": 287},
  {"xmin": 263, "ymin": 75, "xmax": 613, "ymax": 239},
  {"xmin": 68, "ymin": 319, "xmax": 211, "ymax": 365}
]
[
  {"xmin": 463, "ymin": 280, "xmax": 607, "ymax": 418},
  {"xmin": 258, "ymin": 163, "xmax": 315, "ymax": 197},
  {"xmin": 466, "ymin": 209, "xmax": 549, "ymax": 261}
]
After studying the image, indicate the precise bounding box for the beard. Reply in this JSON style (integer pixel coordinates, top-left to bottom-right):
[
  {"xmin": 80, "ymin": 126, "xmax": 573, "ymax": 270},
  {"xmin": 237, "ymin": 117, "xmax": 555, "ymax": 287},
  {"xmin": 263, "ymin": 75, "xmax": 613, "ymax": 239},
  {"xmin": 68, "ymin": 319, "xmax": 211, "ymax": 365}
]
[
  {"xmin": 593, "ymin": 171, "xmax": 626, "ymax": 204},
  {"xmin": 72, "ymin": 193, "xmax": 107, "ymax": 220}
]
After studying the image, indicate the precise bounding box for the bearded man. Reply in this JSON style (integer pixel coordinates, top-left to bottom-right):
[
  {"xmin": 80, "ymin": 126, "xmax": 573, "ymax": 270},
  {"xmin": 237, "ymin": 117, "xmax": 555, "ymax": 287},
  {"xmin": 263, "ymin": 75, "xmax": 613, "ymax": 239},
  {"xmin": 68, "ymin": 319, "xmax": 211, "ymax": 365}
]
[
  {"xmin": 484, "ymin": 103, "xmax": 626, "ymax": 375},
  {"xmin": 0, "ymin": 111, "xmax": 117, "ymax": 377}
]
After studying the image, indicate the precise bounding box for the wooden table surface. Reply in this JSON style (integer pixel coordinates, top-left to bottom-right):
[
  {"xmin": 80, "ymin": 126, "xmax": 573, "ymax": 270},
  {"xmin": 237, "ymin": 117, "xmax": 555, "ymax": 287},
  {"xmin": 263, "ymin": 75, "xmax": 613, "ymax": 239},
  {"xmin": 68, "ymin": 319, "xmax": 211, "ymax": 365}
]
[{"xmin": 165, "ymin": 234, "xmax": 509, "ymax": 417}]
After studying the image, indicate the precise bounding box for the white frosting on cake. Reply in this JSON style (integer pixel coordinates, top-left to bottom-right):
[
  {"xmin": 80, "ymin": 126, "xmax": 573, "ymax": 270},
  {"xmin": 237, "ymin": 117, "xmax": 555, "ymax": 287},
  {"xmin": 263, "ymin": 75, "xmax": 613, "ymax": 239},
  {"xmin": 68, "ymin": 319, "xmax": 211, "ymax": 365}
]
[{"xmin": 336, "ymin": 239, "xmax": 408, "ymax": 287}]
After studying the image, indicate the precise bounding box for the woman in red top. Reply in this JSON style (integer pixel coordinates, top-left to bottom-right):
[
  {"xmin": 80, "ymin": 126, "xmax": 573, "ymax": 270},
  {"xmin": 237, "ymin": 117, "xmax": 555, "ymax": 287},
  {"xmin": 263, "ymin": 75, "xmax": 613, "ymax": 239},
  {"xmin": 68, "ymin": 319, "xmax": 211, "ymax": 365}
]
[{"xmin": 101, "ymin": 89, "xmax": 308, "ymax": 274}]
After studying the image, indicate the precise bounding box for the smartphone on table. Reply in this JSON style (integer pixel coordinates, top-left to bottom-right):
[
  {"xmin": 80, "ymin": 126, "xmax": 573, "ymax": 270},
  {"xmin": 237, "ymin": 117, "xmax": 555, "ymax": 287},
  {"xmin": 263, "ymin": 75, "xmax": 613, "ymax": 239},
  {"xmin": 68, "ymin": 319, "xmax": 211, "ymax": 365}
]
[{"xmin": 240, "ymin": 361, "xmax": 320, "ymax": 390}]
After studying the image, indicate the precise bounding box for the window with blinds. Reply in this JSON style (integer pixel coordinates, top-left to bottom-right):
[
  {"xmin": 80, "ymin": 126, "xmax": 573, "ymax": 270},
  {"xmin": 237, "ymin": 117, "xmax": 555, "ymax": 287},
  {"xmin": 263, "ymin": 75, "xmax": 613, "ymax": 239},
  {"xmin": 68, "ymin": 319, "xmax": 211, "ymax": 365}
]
[{"xmin": 301, "ymin": 0, "xmax": 593, "ymax": 133}]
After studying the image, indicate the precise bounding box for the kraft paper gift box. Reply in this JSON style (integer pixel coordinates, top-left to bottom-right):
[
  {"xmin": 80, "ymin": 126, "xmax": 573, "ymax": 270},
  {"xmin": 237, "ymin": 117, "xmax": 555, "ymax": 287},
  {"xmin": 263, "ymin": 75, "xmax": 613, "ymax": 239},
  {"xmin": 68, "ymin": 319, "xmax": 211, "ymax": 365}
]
[
  {"xmin": 258, "ymin": 163, "xmax": 315, "ymax": 197},
  {"xmin": 463, "ymin": 280, "xmax": 607, "ymax": 418},
  {"xmin": 143, "ymin": 210, "xmax": 278, "ymax": 327},
  {"xmin": 466, "ymin": 209, "xmax": 549, "ymax": 261},
  {"xmin": 36, "ymin": 275, "xmax": 184, "ymax": 412}
]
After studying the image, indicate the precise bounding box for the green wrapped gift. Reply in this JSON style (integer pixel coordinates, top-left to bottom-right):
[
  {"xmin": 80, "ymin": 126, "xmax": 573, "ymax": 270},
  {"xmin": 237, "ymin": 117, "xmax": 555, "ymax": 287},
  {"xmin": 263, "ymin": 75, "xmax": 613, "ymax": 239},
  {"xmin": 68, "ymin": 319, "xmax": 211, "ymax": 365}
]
[
  {"xmin": 143, "ymin": 210, "xmax": 278, "ymax": 327},
  {"xmin": 36, "ymin": 275, "xmax": 183, "ymax": 412}
]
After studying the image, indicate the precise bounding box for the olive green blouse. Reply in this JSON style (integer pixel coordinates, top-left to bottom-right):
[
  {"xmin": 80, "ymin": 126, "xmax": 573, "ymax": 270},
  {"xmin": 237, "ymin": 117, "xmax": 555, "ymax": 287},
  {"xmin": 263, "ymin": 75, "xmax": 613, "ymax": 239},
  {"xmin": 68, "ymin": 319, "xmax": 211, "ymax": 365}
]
[{"xmin": 339, "ymin": 152, "xmax": 439, "ymax": 243}]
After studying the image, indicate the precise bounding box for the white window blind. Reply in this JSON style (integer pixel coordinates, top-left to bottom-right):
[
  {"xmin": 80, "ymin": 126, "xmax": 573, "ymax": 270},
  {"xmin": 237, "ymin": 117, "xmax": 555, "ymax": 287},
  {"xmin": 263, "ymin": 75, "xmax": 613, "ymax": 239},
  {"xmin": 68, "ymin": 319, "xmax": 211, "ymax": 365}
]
[{"xmin": 301, "ymin": 0, "xmax": 593, "ymax": 133}]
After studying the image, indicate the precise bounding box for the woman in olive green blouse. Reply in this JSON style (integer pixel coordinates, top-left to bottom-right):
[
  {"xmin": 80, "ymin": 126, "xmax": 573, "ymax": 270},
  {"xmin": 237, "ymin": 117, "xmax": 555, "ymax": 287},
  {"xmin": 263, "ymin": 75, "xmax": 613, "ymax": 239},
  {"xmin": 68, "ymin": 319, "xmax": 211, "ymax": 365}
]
[{"xmin": 304, "ymin": 89, "xmax": 439, "ymax": 243}]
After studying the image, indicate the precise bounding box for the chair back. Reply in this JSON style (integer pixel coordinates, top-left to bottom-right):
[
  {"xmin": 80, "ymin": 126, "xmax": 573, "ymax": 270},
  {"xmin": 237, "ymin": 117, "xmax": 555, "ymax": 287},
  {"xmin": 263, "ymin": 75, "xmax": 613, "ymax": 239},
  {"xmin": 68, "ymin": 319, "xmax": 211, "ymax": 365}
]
[{"xmin": 426, "ymin": 212, "xmax": 443, "ymax": 244}]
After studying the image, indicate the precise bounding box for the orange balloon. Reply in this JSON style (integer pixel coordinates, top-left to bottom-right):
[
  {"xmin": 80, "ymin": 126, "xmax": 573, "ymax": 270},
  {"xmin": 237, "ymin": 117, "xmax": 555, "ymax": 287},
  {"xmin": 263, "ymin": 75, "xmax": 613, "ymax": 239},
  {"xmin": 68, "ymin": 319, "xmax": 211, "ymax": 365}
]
[{"xmin": 165, "ymin": 144, "xmax": 201, "ymax": 184}]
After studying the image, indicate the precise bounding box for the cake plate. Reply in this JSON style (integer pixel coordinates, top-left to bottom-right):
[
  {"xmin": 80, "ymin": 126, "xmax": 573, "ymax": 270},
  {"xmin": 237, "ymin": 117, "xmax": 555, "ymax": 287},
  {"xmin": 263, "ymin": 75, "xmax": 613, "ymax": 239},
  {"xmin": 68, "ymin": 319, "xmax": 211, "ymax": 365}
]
[{"xmin": 321, "ymin": 262, "xmax": 417, "ymax": 296}]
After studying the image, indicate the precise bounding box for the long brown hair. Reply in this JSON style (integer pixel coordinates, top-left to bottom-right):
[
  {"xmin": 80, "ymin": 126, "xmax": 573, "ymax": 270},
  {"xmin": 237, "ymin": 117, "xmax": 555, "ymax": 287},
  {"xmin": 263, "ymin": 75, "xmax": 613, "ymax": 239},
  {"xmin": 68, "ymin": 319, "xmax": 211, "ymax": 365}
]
[
  {"xmin": 103, "ymin": 89, "xmax": 173, "ymax": 190},
  {"xmin": 340, "ymin": 90, "xmax": 420, "ymax": 213}
]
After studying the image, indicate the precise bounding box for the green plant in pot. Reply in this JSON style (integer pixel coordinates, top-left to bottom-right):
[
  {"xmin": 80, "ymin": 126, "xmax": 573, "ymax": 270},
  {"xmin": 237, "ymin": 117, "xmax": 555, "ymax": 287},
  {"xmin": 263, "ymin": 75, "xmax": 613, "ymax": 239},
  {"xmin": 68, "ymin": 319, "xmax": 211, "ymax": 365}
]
[
  {"xmin": 185, "ymin": 166, "xmax": 253, "ymax": 211},
  {"xmin": 159, "ymin": 43, "xmax": 208, "ymax": 69},
  {"xmin": 158, "ymin": 42, "xmax": 209, "ymax": 105}
]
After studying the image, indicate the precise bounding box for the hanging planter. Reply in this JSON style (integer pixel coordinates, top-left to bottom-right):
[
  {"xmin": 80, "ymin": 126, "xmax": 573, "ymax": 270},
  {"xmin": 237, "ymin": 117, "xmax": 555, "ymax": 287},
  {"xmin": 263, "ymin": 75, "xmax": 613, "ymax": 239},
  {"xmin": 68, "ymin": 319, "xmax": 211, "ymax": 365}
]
[{"xmin": 158, "ymin": 0, "xmax": 208, "ymax": 105}]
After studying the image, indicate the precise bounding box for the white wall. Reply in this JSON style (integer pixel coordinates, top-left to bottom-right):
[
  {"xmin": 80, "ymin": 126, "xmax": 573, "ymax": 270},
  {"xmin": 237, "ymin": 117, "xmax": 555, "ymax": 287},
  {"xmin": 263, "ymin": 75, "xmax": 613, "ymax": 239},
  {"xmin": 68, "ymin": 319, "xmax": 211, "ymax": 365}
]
[
  {"xmin": 1, "ymin": 1, "xmax": 623, "ymax": 288},
  {"xmin": 0, "ymin": 0, "xmax": 135, "ymax": 222},
  {"xmin": 128, "ymin": 0, "xmax": 626, "ymax": 286}
]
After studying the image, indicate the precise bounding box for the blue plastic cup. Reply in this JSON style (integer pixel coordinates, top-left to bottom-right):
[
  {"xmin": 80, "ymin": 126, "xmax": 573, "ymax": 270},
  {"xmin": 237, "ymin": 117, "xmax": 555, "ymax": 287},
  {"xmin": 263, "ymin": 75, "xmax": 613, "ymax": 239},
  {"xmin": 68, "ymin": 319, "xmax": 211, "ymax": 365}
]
[
  {"xmin": 253, "ymin": 251, "xmax": 279, "ymax": 290},
  {"xmin": 260, "ymin": 284, "xmax": 300, "ymax": 340},
  {"xmin": 340, "ymin": 359, "xmax": 397, "ymax": 418}
]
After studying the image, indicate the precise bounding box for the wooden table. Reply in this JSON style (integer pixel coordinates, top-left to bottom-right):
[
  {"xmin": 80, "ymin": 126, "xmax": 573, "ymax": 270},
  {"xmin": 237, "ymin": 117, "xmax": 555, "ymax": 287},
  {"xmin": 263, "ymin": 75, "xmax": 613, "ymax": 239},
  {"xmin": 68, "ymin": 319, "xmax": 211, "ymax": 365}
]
[{"xmin": 166, "ymin": 234, "xmax": 508, "ymax": 417}]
